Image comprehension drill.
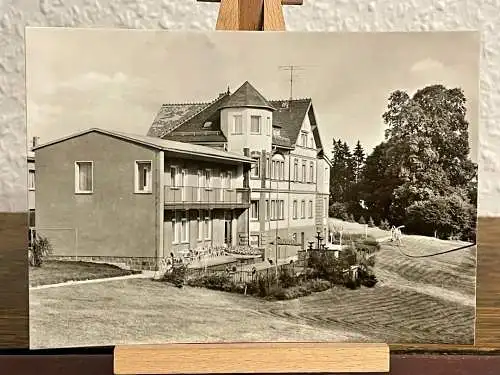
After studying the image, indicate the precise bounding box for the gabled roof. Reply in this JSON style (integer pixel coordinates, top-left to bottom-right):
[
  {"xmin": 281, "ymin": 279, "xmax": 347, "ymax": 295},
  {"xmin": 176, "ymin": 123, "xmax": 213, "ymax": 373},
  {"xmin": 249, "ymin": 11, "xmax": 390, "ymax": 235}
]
[
  {"xmin": 33, "ymin": 128, "xmax": 254, "ymax": 164},
  {"xmin": 219, "ymin": 81, "xmax": 276, "ymax": 111},
  {"xmin": 270, "ymin": 99, "xmax": 311, "ymax": 147}
]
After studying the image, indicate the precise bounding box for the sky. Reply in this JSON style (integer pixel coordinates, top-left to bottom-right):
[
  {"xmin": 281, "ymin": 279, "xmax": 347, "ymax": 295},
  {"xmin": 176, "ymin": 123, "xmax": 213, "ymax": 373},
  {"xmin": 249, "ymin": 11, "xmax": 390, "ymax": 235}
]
[{"xmin": 25, "ymin": 29, "xmax": 479, "ymax": 162}]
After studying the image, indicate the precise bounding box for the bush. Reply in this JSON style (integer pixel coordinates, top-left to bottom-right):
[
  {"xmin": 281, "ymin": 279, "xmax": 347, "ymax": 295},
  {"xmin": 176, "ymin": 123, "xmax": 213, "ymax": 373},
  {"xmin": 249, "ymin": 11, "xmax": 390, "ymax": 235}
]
[
  {"xmin": 358, "ymin": 216, "xmax": 366, "ymax": 224},
  {"xmin": 29, "ymin": 235, "xmax": 52, "ymax": 267},
  {"xmin": 368, "ymin": 216, "xmax": 375, "ymax": 228},
  {"xmin": 348, "ymin": 214, "xmax": 355, "ymax": 223},
  {"xmin": 345, "ymin": 278, "xmax": 361, "ymax": 290},
  {"xmin": 379, "ymin": 219, "xmax": 391, "ymax": 230},
  {"xmin": 329, "ymin": 202, "xmax": 348, "ymax": 220},
  {"xmin": 358, "ymin": 267, "xmax": 378, "ymax": 288},
  {"xmin": 268, "ymin": 279, "xmax": 331, "ymax": 300},
  {"xmin": 278, "ymin": 266, "xmax": 297, "ymax": 288},
  {"xmin": 162, "ymin": 264, "xmax": 187, "ymax": 288},
  {"xmin": 354, "ymin": 238, "xmax": 380, "ymax": 254}
]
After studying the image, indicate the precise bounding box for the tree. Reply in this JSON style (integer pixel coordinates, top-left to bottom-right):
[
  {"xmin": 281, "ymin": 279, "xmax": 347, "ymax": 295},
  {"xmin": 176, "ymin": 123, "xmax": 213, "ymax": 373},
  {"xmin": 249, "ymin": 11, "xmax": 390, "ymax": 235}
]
[
  {"xmin": 376, "ymin": 84, "xmax": 478, "ymax": 239},
  {"xmin": 353, "ymin": 140, "xmax": 365, "ymax": 183},
  {"xmin": 406, "ymin": 193, "xmax": 475, "ymax": 239},
  {"xmin": 358, "ymin": 142, "xmax": 402, "ymax": 224}
]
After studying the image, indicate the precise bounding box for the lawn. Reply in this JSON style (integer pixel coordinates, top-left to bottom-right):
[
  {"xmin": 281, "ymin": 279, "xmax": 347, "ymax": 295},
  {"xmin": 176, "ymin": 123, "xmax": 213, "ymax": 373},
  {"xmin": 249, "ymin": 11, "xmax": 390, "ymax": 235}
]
[
  {"xmin": 30, "ymin": 223, "xmax": 476, "ymax": 348},
  {"xmin": 29, "ymin": 261, "xmax": 140, "ymax": 287}
]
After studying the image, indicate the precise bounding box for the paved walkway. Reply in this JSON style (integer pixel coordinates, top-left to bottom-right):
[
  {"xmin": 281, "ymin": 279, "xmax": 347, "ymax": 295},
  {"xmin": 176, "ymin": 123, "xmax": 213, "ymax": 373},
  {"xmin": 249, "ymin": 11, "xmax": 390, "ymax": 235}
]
[{"xmin": 29, "ymin": 272, "xmax": 152, "ymax": 291}]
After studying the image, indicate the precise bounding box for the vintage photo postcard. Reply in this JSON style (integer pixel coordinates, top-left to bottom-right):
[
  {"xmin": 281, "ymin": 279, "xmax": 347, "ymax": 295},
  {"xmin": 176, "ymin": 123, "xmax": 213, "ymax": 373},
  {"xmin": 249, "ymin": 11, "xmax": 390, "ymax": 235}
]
[{"xmin": 25, "ymin": 28, "xmax": 479, "ymax": 349}]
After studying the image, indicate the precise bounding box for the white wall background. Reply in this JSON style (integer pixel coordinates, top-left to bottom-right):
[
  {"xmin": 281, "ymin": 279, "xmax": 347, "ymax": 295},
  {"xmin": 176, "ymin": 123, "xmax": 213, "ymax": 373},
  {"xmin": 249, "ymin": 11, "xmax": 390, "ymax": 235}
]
[{"xmin": 0, "ymin": 0, "xmax": 498, "ymax": 215}]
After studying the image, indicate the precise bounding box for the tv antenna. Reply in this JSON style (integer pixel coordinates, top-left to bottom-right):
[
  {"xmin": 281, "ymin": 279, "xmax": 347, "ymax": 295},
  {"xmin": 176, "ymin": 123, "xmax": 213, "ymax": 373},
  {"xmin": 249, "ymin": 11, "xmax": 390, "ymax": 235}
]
[{"xmin": 278, "ymin": 65, "xmax": 307, "ymax": 104}]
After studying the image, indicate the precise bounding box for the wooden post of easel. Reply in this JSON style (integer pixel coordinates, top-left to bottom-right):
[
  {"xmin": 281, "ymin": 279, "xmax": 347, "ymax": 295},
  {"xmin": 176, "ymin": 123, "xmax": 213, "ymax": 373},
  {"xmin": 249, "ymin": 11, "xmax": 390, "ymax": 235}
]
[{"xmin": 113, "ymin": 1, "xmax": 390, "ymax": 373}]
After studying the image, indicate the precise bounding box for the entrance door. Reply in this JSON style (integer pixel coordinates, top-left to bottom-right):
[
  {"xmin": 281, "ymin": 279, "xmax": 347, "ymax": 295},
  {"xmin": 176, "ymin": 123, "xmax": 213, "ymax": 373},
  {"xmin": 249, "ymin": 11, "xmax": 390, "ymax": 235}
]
[{"xmin": 224, "ymin": 211, "xmax": 233, "ymax": 246}]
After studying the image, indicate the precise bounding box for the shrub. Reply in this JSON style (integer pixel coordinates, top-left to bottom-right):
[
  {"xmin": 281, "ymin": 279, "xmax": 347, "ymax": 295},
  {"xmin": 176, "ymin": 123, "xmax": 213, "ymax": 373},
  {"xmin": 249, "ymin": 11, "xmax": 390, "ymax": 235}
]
[
  {"xmin": 345, "ymin": 278, "xmax": 361, "ymax": 290},
  {"xmin": 367, "ymin": 216, "xmax": 375, "ymax": 228},
  {"xmin": 329, "ymin": 202, "xmax": 348, "ymax": 220},
  {"xmin": 278, "ymin": 266, "xmax": 297, "ymax": 288},
  {"xmin": 379, "ymin": 219, "xmax": 391, "ymax": 231},
  {"xmin": 29, "ymin": 235, "xmax": 52, "ymax": 267},
  {"xmin": 354, "ymin": 238, "xmax": 380, "ymax": 254},
  {"xmin": 358, "ymin": 216, "xmax": 366, "ymax": 225},
  {"xmin": 358, "ymin": 267, "xmax": 378, "ymax": 288},
  {"xmin": 162, "ymin": 264, "xmax": 187, "ymax": 288},
  {"xmin": 348, "ymin": 214, "xmax": 355, "ymax": 223},
  {"xmin": 268, "ymin": 279, "xmax": 331, "ymax": 300}
]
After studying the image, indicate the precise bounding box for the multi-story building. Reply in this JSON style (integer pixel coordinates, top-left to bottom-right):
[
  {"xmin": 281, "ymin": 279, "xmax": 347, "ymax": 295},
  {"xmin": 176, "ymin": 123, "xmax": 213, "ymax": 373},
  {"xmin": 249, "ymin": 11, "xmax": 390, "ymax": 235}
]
[
  {"xmin": 33, "ymin": 81, "xmax": 330, "ymax": 270},
  {"xmin": 148, "ymin": 81, "xmax": 331, "ymax": 250},
  {"xmin": 28, "ymin": 137, "xmax": 38, "ymax": 247},
  {"xmin": 33, "ymin": 128, "xmax": 254, "ymax": 270}
]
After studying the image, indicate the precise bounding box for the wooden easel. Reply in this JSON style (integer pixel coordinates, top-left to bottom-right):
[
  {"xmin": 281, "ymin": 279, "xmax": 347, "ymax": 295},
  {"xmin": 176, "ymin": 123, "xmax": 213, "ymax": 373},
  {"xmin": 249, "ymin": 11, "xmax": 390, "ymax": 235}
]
[{"xmin": 113, "ymin": 1, "xmax": 390, "ymax": 373}]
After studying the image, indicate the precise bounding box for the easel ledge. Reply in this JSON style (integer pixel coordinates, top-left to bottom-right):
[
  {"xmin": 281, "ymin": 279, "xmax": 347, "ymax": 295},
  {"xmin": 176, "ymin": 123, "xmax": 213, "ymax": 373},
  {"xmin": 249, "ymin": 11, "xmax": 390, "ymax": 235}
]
[
  {"xmin": 114, "ymin": 342, "xmax": 390, "ymax": 374},
  {"xmin": 113, "ymin": 1, "xmax": 390, "ymax": 374}
]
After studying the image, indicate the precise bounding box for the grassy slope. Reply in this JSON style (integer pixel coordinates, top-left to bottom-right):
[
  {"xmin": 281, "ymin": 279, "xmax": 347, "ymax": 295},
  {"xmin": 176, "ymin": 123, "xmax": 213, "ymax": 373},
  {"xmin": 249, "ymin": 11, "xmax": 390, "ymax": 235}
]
[{"xmin": 30, "ymin": 220, "xmax": 476, "ymax": 347}]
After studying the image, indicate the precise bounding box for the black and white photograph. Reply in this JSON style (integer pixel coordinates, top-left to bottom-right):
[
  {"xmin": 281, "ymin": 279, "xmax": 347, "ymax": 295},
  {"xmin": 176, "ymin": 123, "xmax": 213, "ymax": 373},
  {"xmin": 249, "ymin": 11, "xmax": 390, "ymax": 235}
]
[{"xmin": 25, "ymin": 29, "xmax": 479, "ymax": 349}]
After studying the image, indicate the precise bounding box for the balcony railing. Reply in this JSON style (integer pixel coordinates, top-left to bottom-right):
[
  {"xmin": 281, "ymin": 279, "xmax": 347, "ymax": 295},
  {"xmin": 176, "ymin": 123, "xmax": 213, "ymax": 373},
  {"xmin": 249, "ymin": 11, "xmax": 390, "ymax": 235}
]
[{"xmin": 164, "ymin": 185, "xmax": 250, "ymax": 208}]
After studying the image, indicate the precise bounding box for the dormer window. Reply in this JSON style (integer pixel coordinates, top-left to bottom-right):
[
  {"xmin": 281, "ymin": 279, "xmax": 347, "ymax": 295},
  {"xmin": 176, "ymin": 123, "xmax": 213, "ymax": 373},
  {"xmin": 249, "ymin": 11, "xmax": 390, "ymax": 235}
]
[
  {"xmin": 272, "ymin": 127, "xmax": 281, "ymax": 137},
  {"xmin": 203, "ymin": 121, "xmax": 212, "ymax": 128}
]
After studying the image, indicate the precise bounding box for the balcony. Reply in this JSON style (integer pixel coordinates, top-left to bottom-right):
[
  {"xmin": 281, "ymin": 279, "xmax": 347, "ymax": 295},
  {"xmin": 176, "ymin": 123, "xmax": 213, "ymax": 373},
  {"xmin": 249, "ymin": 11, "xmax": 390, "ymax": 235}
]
[{"xmin": 164, "ymin": 185, "xmax": 250, "ymax": 210}]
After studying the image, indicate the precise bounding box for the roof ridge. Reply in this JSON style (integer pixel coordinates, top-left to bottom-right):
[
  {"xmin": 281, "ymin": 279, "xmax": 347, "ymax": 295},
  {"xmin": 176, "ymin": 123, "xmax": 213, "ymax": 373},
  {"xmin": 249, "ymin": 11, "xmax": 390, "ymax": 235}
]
[
  {"xmin": 159, "ymin": 93, "xmax": 229, "ymax": 138},
  {"xmin": 269, "ymin": 98, "xmax": 312, "ymax": 102},
  {"xmin": 160, "ymin": 101, "xmax": 210, "ymax": 107}
]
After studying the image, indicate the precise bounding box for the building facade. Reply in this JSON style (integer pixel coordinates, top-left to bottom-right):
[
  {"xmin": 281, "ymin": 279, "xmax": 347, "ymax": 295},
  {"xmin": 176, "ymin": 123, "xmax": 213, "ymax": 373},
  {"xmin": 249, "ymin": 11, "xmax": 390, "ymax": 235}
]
[
  {"xmin": 34, "ymin": 128, "xmax": 253, "ymax": 270},
  {"xmin": 148, "ymin": 81, "xmax": 331, "ymax": 250}
]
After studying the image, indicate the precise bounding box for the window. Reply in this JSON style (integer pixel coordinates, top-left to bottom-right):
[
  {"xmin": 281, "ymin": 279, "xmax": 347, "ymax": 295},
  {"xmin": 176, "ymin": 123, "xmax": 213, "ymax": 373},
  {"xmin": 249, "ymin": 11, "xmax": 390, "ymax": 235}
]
[
  {"xmin": 265, "ymin": 200, "xmax": 270, "ymax": 220},
  {"xmin": 280, "ymin": 161, "xmax": 284, "ymax": 180},
  {"xmin": 197, "ymin": 212, "xmax": 203, "ymax": 241},
  {"xmin": 250, "ymin": 115, "xmax": 261, "ymax": 134},
  {"xmin": 273, "ymin": 127, "xmax": 281, "ymax": 137},
  {"xmin": 310, "ymin": 137, "xmax": 314, "ymax": 149},
  {"xmin": 170, "ymin": 166, "xmax": 179, "ymax": 188},
  {"xmin": 233, "ymin": 115, "xmax": 243, "ymax": 134},
  {"xmin": 302, "ymin": 160, "xmax": 306, "ymax": 182},
  {"xmin": 324, "ymin": 197, "xmax": 328, "ymax": 217},
  {"xmin": 135, "ymin": 161, "xmax": 152, "ymax": 193},
  {"xmin": 309, "ymin": 200, "xmax": 313, "ymax": 218},
  {"xmin": 293, "ymin": 159, "xmax": 298, "ymax": 181},
  {"xmin": 226, "ymin": 171, "xmax": 232, "ymax": 189},
  {"xmin": 205, "ymin": 169, "xmax": 211, "ymax": 189},
  {"xmin": 28, "ymin": 170, "xmax": 35, "ymax": 190},
  {"xmin": 75, "ymin": 161, "xmax": 93, "ymax": 193},
  {"xmin": 272, "ymin": 200, "xmax": 284, "ymax": 220},
  {"xmin": 309, "ymin": 162, "xmax": 314, "ymax": 183},
  {"xmin": 266, "ymin": 117, "xmax": 271, "ymax": 135},
  {"xmin": 181, "ymin": 212, "xmax": 189, "ymax": 243},
  {"xmin": 266, "ymin": 157, "xmax": 270, "ymax": 178},
  {"xmin": 250, "ymin": 200, "xmax": 259, "ymax": 220},
  {"xmin": 204, "ymin": 211, "xmax": 211, "ymax": 240},
  {"xmin": 293, "ymin": 200, "xmax": 297, "ymax": 219},
  {"xmin": 300, "ymin": 132, "xmax": 307, "ymax": 147},
  {"xmin": 251, "ymin": 158, "xmax": 260, "ymax": 178},
  {"xmin": 301, "ymin": 200, "xmax": 306, "ymax": 219},
  {"xmin": 172, "ymin": 213, "xmax": 180, "ymax": 244}
]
